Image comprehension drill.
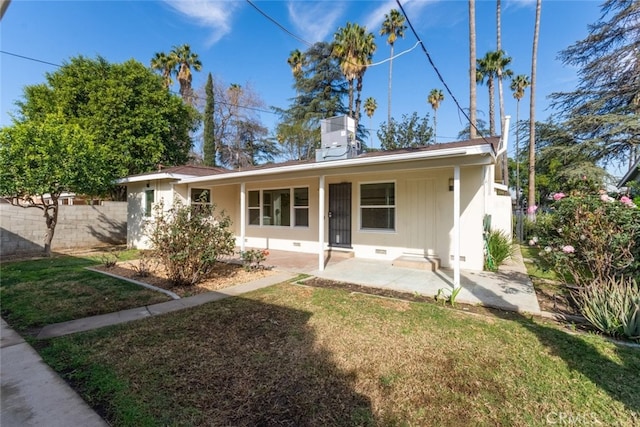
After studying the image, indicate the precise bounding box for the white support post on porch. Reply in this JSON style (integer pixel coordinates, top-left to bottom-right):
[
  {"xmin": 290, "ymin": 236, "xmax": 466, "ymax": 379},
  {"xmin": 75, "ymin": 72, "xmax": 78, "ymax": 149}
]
[
  {"xmin": 453, "ymin": 166, "xmax": 461, "ymax": 289},
  {"xmin": 240, "ymin": 182, "xmax": 246, "ymax": 253},
  {"xmin": 318, "ymin": 175, "xmax": 325, "ymax": 271}
]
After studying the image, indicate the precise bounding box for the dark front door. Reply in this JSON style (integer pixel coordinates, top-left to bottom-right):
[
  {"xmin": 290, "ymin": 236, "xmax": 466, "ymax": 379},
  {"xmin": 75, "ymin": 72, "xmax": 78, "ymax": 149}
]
[{"xmin": 329, "ymin": 183, "xmax": 351, "ymax": 248}]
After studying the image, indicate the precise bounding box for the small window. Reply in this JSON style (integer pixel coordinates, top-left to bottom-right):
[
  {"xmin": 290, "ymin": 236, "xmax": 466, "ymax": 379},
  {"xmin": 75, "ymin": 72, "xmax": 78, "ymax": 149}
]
[
  {"xmin": 144, "ymin": 189, "xmax": 155, "ymax": 217},
  {"xmin": 248, "ymin": 190, "xmax": 260, "ymax": 225},
  {"xmin": 360, "ymin": 183, "xmax": 395, "ymax": 230},
  {"xmin": 191, "ymin": 188, "xmax": 211, "ymax": 215},
  {"xmin": 294, "ymin": 187, "xmax": 309, "ymax": 227}
]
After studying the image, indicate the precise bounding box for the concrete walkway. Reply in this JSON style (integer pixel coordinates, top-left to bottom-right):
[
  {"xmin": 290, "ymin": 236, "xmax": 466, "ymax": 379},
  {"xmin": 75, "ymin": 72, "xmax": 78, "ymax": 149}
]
[
  {"xmin": 0, "ymin": 320, "xmax": 108, "ymax": 427},
  {"xmin": 309, "ymin": 246, "xmax": 540, "ymax": 314},
  {"xmin": 37, "ymin": 271, "xmax": 295, "ymax": 339}
]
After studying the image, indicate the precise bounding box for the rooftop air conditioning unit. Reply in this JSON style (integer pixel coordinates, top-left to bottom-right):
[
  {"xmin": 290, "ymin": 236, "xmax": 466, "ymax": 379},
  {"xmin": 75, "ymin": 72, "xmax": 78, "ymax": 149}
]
[{"xmin": 316, "ymin": 116, "xmax": 360, "ymax": 162}]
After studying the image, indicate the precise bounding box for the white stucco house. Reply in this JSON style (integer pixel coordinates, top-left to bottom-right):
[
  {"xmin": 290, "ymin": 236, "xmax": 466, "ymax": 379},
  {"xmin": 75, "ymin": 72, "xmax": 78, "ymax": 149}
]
[{"xmin": 118, "ymin": 117, "xmax": 512, "ymax": 288}]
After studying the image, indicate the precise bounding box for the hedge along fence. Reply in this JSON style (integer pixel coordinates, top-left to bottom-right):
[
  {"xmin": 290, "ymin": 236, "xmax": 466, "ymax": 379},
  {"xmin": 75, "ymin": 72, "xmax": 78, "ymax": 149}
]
[{"xmin": 0, "ymin": 201, "xmax": 127, "ymax": 257}]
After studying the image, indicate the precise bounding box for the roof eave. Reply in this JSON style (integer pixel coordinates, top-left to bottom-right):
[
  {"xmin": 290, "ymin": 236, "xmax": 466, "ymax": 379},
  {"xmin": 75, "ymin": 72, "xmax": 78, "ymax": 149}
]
[{"xmin": 179, "ymin": 145, "xmax": 494, "ymax": 185}]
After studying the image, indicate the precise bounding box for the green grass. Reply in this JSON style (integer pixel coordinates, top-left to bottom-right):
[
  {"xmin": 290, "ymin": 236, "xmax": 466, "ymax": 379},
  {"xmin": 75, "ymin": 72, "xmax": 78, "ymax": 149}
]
[
  {"xmin": 38, "ymin": 283, "xmax": 640, "ymax": 426},
  {"xmin": 0, "ymin": 253, "xmax": 170, "ymax": 332},
  {"xmin": 520, "ymin": 245, "xmax": 562, "ymax": 281}
]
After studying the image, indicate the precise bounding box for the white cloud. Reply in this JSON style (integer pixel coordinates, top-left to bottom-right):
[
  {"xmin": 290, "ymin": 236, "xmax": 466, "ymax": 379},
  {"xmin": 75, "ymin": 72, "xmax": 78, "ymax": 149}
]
[
  {"xmin": 163, "ymin": 0, "xmax": 241, "ymax": 45},
  {"xmin": 287, "ymin": 1, "xmax": 346, "ymax": 43}
]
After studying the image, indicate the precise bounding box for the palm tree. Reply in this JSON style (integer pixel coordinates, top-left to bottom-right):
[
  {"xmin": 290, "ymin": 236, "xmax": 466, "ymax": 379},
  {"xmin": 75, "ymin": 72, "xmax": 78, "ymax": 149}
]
[
  {"xmin": 171, "ymin": 44, "xmax": 202, "ymax": 105},
  {"xmin": 333, "ymin": 23, "xmax": 376, "ymax": 135},
  {"xmin": 496, "ymin": 0, "xmax": 507, "ymax": 136},
  {"xmin": 380, "ymin": 9, "xmax": 406, "ymax": 125},
  {"xmin": 427, "ymin": 89, "xmax": 445, "ymax": 143},
  {"xmin": 354, "ymin": 29, "xmax": 376, "ymax": 137},
  {"xmin": 287, "ymin": 49, "xmax": 304, "ymax": 79},
  {"xmin": 333, "ymin": 23, "xmax": 360, "ymax": 118},
  {"xmin": 476, "ymin": 50, "xmax": 512, "ymax": 137},
  {"xmin": 528, "ymin": 0, "xmax": 542, "ymax": 219},
  {"xmin": 150, "ymin": 52, "xmax": 177, "ymax": 89},
  {"xmin": 364, "ymin": 96, "xmax": 377, "ymax": 148},
  {"xmin": 510, "ymin": 74, "xmax": 530, "ymax": 206},
  {"xmin": 469, "ymin": 0, "xmax": 477, "ymax": 139}
]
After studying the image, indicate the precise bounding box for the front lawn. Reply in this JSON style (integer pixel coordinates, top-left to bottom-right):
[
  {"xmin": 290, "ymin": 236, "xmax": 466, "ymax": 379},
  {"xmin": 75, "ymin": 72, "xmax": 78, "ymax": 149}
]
[
  {"xmin": 39, "ymin": 282, "xmax": 640, "ymax": 426},
  {"xmin": 0, "ymin": 254, "xmax": 171, "ymax": 332}
]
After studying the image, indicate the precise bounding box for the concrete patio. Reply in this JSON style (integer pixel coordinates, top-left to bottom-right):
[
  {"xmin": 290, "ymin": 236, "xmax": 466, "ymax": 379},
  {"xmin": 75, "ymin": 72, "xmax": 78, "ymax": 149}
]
[{"xmin": 262, "ymin": 247, "xmax": 540, "ymax": 314}]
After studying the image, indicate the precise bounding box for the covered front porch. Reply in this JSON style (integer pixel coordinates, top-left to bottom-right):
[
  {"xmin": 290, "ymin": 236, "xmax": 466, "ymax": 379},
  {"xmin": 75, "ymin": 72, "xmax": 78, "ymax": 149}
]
[{"xmin": 254, "ymin": 248, "xmax": 540, "ymax": 314}]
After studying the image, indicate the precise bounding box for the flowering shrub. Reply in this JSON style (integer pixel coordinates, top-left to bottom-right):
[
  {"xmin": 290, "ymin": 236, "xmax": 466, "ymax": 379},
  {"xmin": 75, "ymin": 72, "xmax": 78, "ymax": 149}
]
[
  {"xmin": 240, "ymin": 249, "xmax": 269, "ymax": 271},
  {"xmin": 531, "ymin": 190, "xmax": 639, "ymax": 287},
  {"xmin": 147, "ymin": 200, "xmax": 235, "ymax": 286}
]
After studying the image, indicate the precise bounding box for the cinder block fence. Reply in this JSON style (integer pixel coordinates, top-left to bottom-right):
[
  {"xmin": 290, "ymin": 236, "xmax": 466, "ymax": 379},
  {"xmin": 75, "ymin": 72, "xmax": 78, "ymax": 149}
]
[{"xmin": 0, "ymin": 201, "xmax": 127, "ymax": 258}]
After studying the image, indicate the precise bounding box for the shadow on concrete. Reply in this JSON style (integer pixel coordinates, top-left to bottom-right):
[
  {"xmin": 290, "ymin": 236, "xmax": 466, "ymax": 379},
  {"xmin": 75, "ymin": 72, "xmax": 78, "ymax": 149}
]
[
  {"xmin": 42, "ymin": 297, "xmax": 375, "ymax": 425},
  {"xmin": 86, "ymin": 211, "xmax": 126, "ymax": 246}
]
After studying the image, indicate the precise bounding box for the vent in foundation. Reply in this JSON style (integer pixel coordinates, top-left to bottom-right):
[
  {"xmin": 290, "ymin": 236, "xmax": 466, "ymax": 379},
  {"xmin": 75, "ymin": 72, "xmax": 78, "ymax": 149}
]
[
  {"xmin": 450, "ymin": 255, "xmax": 466, "ymax": 261},
  {"xmin": 375, "ymin": 249, "xmax": 387, "ymax": 255},
  {"xmin": 293, "ymin": 242, "xmax": 301, "ymax": 247}
]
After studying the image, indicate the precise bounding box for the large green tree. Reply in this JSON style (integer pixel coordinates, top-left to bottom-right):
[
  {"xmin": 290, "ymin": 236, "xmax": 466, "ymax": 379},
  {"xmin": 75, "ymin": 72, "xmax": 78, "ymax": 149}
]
[
  {"xmin": 203, "ymin": 72, "xmax": 216, "ymax": 166},
  {"xmin": 276, "ymin": 42, "xmax": 348, "ymax": 160},
  {"xmin": 16, "ymin": 56, "xmax": 199, "ymax": 186},
  {"xmin": 377, "ymin": 112, "xmax": 433, "ymax": 150},
  {"xmin": 550, "ymin": 0, "xmax": 639, "ymax": 168},
  {"xmin": 0, "ymin": 114, "xmax": 108, "ymax": 255},
  {"xmin": 380, "ymin": 9, "xmax": 406, "ymax": 125}
]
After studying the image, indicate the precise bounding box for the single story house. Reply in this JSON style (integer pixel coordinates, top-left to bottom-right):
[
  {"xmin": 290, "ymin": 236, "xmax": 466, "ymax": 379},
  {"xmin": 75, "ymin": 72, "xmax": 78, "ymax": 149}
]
[{"xmin": 118, "ymin": 119, "xmax": 512, "ymax": 287}]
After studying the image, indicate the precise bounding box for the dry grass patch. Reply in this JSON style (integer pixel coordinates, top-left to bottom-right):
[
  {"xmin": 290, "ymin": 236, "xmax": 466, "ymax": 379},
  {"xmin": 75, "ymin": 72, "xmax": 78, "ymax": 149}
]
[{"xmin": 40, "ymin": 283, "xmax": 640, "ymax": 426}]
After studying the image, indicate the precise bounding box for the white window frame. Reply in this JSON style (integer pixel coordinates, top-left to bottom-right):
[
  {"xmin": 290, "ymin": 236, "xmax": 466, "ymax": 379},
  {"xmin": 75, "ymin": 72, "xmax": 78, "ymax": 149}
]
[
  {"xmin": 359, "ymin": 181, "xmax": 396, "ymax": 232},
  {"xmin": 144, "ymin": 189, "xmax": 155, "ymax": 217},
  {"xmin": 190, "ymin": 188, "xmax": 212, "ymax": 215},
  {"xmin": 247, "ymin": 187, "xmax": 309, "ymax": 228}
]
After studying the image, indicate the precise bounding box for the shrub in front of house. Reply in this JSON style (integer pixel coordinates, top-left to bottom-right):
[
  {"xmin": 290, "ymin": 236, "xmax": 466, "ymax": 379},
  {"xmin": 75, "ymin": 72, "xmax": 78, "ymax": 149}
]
[
  {"xmin": 530, "ymin": 190, "xmax": 640, "ymax": 341},
  {"xmin": 532, "ymin": 191, "xmax": 639, "ymax": 286},
  {"xmin": 147, "ymin": 200, "xmax": 235, "ymax": 287},
  {"xmin": 484, "ymin": 229, "xmax": 514, "ymax": 271}
]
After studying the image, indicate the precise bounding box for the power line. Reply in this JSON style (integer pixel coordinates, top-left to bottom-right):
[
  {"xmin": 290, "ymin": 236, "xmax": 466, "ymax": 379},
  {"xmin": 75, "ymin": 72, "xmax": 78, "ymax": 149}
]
[
  {"xmin": 0, "ymin": 49, "xmax": 278, "ymax": 116},
  {"xmin": 245, "ymin": 0, "xmax": 313, "ymax": 47},
  {"xmin": 0, "ymin": 50, "xmax": 62, "ymax": 67},
  {"xmin": 395, "ymin": 0, "xmax": 491, "ymax": 144}
]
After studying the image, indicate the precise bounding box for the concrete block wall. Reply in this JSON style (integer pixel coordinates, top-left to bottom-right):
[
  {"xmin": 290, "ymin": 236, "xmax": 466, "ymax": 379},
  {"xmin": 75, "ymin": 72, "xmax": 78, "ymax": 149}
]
[{"xmin": 0, "ymin": 201, "xmax": 127, "ymax": 257}]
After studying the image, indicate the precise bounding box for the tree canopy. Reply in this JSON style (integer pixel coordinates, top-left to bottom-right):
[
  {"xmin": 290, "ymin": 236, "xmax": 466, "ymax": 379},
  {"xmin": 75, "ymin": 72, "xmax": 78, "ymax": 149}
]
[
  {"xmin": 15, "ymin": 56, "xmax": 199, "ymax": 186},
  {"xmin": 377, "ymin": 112, "xmax": 433, "ymax": 150},
  {"xmin": 550, "ymin": 0, "xmax": 639, "ymax": 167},
  {"xmin": 0, "ymin": 114, "xmax": 109, "ymax": 254}
]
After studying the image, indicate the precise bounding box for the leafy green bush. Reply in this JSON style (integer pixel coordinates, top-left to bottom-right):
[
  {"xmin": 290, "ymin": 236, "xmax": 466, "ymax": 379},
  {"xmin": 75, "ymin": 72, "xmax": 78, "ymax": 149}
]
[
  {"xmin": 484, "ymin": 230, "xmax": 514, "ymax": 271},
  {"xmin": 531, "ymin": 191, "xmax": 639, "ymax": 287},
  {"xmin": 147, "ymin": 200, "xmax": 235, "ymax": 286},
  {"xmin": 240, "ymin": 249, "xmax": 269, "ymax": 271},
  {"xmin": 574, "ymin": 277, "xmax": 639, "ymax": 342}
]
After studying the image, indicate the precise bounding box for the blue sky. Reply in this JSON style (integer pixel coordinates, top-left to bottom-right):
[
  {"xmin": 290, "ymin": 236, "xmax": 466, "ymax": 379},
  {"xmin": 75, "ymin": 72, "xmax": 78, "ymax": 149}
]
[{"xmin": 0, "ymin": 0, "xmax": 604, "ymax": 163}]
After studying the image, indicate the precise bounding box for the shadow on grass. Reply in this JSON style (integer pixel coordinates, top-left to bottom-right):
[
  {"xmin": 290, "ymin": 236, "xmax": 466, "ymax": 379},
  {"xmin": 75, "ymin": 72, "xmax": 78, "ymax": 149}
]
[
  {"xmin": 41, "ymin": 295, "xmax": 376, "ymax": 426},
  {"xmin": 469, "ymin": 281, "xmax": 640, "ymax": 418}
]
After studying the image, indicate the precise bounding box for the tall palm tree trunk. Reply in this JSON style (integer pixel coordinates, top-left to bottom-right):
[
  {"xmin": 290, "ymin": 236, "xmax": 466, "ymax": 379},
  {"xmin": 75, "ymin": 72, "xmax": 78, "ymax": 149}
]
[
  {"xmin": 348, "ymin": 79, "xmax": 354, "ymax": 118},
  {"xmin": 433, "ymin": 111, "xmax": 437, "ymax": 143},
  {"xmin": 469, "ymin": 0, "xmax": 477, "ymax": 139},
  {"xmin": 488, "ymin": 77, "xmax": 496, "ymax": 136},
  {"xmin": 528, "ymin": 0, "xmax": 541, "ymax": 219},
  {"xmin": 355, "ymin": 76, "xmax": 363, "ymax": 137},
  {"xmin": 515, "ymin": 99, "xmax": 521, "ymax": 205},
  {"xmin": 388, "ymin": 44, "xmax": 394, "ymax": 125},
  {"xmin": 497, "ymin": 0, "xmax": 508, "ymax": 187}
]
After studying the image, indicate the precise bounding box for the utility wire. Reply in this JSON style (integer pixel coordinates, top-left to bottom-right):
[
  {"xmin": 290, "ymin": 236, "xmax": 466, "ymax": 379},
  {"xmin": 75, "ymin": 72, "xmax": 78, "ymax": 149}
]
[
  {"xmin": 245, "ymin": 0, "xmax": 313, "ymax": 47},
  {"xmin": 1, "ymin": 50, "xmax": 62, "ymax": 67},
  {"xmin": 0, "ymin": 49, "xmax": 278, "ymax": 116},
  {"xmin": 395, "ymin": 0, "xmax": 491, "ymax": 144}
]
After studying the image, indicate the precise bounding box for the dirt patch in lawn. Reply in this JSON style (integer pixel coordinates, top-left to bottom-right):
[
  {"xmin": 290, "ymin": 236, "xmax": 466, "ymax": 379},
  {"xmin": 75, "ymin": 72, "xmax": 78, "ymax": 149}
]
[
  {"xmin": 95, "ymin": 259, "xmax": 274, "ymax": 297},
  {"xmin": 532, "ymin": 277, "xmax": 581, "ymax": 316}
]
